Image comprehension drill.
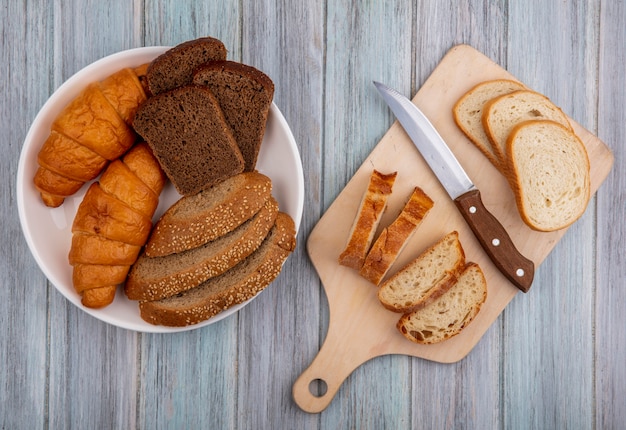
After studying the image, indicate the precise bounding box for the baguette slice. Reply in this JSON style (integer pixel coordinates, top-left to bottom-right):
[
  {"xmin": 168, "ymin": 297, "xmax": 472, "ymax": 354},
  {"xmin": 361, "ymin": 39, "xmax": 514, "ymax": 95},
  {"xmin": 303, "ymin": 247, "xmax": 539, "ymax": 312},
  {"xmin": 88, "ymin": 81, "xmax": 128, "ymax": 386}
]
[
  {"xmin": 397, "ymin": 262, "xmax": 487, "ymax": 344},
  {"xmin": 145, "ymin": 171, "xmax": 272, "ymax": 257},
  {"xmin": 453, "ymin": 79, "xmax": 527, "ymax": 170},
  {"xmin": 359, "ymin": 187, "xmax": 434, "ymax": 285},
  {"xmin": 125, "ymin": 197, "xmax": 278, "ymax": 301},
  {"xmin": 377, "ymin": 231, "xmax": 465, "ymax": 313},
  {"xmin": 482, "ymin": 89, "xmax": 572, "ymax": 168},
  {"xmin": 139, "ymin": 212, "xmax": 296, "ymax": 327},
  {"xmin": 506, "ymin": 120, "xmax": 590, "ymax": 231},
  {"xmin": 338, "ymin": 170, "xmax": 397, "ymax": 270}
]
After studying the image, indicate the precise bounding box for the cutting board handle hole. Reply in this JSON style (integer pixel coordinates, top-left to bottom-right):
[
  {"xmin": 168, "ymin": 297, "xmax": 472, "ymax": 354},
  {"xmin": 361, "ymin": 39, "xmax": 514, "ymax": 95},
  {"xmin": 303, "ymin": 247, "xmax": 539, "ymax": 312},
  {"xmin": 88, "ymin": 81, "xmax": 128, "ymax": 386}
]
[{"xmin": 308, "ymin": 378, "xmax": 328, "ymax": 398}]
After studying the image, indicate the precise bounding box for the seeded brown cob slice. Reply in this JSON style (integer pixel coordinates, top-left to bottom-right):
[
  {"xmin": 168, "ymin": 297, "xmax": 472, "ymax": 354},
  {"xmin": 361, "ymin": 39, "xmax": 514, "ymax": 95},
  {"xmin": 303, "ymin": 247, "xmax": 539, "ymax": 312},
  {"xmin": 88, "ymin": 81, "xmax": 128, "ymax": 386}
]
[
  {"xmin": 139, "ymin": 212, "xmax": 296, "ymax": 327},
  {"xmin": 125, "ymin": 197, "xmax": 279, "ymax": 301},
  {"xmin": 144, "ymin": 172, "xmax": 273, "ymax": 257}
]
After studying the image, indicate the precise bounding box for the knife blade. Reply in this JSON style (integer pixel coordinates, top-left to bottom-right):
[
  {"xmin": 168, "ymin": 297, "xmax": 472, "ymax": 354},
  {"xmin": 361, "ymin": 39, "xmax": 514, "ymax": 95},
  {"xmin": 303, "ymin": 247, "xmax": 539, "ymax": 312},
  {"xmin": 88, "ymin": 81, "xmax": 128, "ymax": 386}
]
[{"xmin": 373, "ymin": 81, "xmax": 534, "ymax": 292}]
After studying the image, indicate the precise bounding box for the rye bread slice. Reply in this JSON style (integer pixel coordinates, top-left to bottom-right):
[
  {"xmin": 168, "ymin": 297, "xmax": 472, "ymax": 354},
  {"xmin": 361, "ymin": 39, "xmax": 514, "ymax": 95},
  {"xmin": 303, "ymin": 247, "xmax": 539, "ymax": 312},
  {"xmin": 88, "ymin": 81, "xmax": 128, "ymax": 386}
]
[
  {"xmin": 146, "ymin": 36, "xmax": 227, "ymax": 95},
  {"xmin": 132, "ymin": 85, "xmax": 245, "ymax": 196},
  {"xmin": 192, "ymin": 61, "xmax": 275, "ymax": 171},
  {"xmin": 125, "ymin": 196, "xmax": 279, "ymax": 301},
  {"xmin": 144, "ymin": 171, "xmax": 273, "ymax": 257},
  {"xmin": 139, "ymin": 212, "xmax": 296, "ymax": 327}
]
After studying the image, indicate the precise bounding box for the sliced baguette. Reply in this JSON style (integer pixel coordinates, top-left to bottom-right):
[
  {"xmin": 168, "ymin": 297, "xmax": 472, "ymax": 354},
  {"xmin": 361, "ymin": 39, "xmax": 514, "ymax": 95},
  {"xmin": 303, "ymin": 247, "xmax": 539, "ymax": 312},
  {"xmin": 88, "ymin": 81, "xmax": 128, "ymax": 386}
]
[
  {"xmin": 145, "ymin": 172, "xmax": 272, "ymax": 257},
  {"xmin": 482, "ymin": 89, "xmax": 572, "ymax": 168},
  {"xmin": 338, "ymin": 170, "xmax": 397, "ymax": 270},
  {"xmin": 453, "ymin": 79, "xmax": 527, "ymax": 170},
  {"xmin": 506, "ymin": 120, "xmax": 590, "ymax": 231},
  {"xmin": 359, "ymin": 187, "xmax": 434, "ymax": 285},
  {"xmin": 377, "ymin": 231, "xmax": 465, "ymax": 313},
  {"xmin": 397, "ymin": 262, "xmax": 487, "ymax": 344},
  {"xmin": 125, "ymin": 197, "xmax": 279, "ymax": 301},
  {"xmin": 139, "ymin": 212, "xmax": 296, "ymax": 327}
]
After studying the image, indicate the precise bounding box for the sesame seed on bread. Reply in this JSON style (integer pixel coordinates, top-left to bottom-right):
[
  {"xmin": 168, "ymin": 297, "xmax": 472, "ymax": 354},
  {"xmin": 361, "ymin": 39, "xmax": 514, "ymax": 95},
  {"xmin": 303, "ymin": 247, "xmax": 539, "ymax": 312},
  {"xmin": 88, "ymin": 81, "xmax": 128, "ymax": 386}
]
[
  {"xmin": 132, "ymin": 85, "xmax": 245, "ymax": 196},
  {"xmin": 139, "ymin": 212, "xmax": 296, "ymax": 327},
  {"xmin": 144, "ymin": 171, "xmax": 273, "ymax": 257},
  {"xmin": 146, "ymin": 36, "xmax": 227, "ymax": 95},
  {"xmin": 193, "ymin": 60, "xmax": 275, "ymax": 172},
  {"xmin": 125, "ymin": 196, "xmax": 279, "ymax": 301}
]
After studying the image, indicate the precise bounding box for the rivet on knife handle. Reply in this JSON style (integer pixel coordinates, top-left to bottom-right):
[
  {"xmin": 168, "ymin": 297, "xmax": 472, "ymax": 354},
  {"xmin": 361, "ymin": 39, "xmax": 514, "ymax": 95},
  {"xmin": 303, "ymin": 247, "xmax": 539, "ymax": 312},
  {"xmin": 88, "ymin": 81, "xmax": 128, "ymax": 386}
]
[{"xmin": 454, "ymin": 189, "xmax": 534, "ymax": 292}]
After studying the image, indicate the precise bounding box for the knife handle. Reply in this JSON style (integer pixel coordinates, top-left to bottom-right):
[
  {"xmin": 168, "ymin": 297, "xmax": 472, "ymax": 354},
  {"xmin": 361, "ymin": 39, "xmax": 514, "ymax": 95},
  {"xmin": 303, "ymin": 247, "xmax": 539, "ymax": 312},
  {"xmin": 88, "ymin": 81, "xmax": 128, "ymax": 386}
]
[{"xmin": 454, "ymin": 189, "xmax": 534, "ymax": 292}]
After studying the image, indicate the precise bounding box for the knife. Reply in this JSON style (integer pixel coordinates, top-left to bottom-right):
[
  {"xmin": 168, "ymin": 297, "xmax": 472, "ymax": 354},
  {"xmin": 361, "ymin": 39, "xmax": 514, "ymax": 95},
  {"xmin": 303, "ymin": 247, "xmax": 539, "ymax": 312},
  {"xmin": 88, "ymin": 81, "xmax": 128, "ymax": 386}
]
[{"xmin": 373, "ymin": 81, "xmax": 534, "ymax": 292}]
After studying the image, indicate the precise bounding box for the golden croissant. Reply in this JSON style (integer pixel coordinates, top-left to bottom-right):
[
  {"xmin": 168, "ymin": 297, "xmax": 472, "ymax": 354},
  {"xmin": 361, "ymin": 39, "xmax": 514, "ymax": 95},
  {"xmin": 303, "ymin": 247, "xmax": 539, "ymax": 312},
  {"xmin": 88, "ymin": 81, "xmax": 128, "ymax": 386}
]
[
  {"xmin": 68, "ymin": 143, "xmax": 166, "ymax": 308},
  {"xmin": 34, "ymin": 65, "xmax": 149, "ymax": 207}
]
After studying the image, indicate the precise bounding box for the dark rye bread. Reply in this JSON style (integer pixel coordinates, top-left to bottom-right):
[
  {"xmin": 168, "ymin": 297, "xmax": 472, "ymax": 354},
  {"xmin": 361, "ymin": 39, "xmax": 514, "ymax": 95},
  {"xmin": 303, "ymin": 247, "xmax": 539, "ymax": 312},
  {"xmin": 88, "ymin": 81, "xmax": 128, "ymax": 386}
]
[
  {"xmin": 132, "ymin": 85, "xmax": 245, "ymax": 196},
  {"xmin": 144, "ymin": 171, "xmax": 273, "ymax": 257},
  {"xmin": 139, "ymin": 212, "xmax": 297, "ymax": 327},
  {"xmin": 193, "ymin": 61, "xmax": 275, "ymax": 171},
  {"xmin": 125, "ymin": 196, "xmax": 278, "ymax": 301},
  {"xmin": 146, "ymin": 37, "xmax": 227, "ymax": 95}
]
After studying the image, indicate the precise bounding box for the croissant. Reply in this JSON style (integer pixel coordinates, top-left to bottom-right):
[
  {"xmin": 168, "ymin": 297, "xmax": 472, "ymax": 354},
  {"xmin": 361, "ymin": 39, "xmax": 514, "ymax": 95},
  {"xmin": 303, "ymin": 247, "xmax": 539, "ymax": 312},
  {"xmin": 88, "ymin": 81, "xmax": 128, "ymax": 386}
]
[
  {"xmin": 34, "ymin": 65, "xmax": 149, "ymax": 207},
  {"xmin": 68, "ymin": 142, "xmax": 166, "ymax": 308}
]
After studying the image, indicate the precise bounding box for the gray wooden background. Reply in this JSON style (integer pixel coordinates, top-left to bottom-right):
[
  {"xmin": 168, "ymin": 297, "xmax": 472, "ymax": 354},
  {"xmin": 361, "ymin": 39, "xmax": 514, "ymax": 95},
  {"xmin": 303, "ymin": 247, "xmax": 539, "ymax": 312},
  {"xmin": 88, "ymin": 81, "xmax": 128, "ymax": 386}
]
[{"xmin": 1, "ymin": 0, "xmax": 624, "ymax": 429}]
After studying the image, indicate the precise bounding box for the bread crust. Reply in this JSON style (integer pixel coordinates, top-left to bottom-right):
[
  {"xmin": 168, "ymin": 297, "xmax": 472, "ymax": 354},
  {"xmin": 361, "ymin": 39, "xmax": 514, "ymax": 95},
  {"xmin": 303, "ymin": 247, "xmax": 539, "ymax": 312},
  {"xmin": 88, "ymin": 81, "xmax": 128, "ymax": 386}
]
[
  {"xmin": 338, "ymin": 170, "xmax": 397, "ymax": 270},
  {"xmin": 359, "ymin": 187, "xmax": 434, "ymax": 285}
]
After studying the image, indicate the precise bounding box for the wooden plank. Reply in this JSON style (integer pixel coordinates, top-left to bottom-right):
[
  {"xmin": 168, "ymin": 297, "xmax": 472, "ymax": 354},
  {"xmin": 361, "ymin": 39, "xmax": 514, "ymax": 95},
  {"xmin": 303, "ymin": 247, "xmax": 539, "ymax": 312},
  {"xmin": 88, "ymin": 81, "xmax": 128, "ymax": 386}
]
[
  {"xmin": 136, "ymin": 3, "xmax": 244, "ymax": 429},
  {"xmin": 316, "ymin": 1, "xmax": 413, "ymax": 426},
  {"xmin": 142, "ymin": 1, "xmax": 241, "ymax": 58},
  {"xmin": 236, "ymin": 1, "xmax": 325, "ymax": 428},
  {"xmin": 503, "ymin": 1, "xmax": 600, "ymax": 428},
  {"xmin": 44, "ymin": 1, "xmax": 140, "ymax": 428},
  {"xmin": 0, "ymin": 0, "xmax": 53, "ymax": 428},
  {"xmin": 596, "ymin": 1, "xmax": 626, "ymax": 429},
  {"xmin": 408, "ymin": 2, "xmax": 507, "ymax": 428}
]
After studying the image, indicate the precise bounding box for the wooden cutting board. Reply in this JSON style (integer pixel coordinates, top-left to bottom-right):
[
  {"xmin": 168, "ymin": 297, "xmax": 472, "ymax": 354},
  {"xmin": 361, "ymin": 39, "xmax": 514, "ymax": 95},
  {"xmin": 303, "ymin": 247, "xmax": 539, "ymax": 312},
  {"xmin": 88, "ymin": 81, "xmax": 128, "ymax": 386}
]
[{"xmin": 292, "ymin": 44, "xmax": 614, "ymax": 413}]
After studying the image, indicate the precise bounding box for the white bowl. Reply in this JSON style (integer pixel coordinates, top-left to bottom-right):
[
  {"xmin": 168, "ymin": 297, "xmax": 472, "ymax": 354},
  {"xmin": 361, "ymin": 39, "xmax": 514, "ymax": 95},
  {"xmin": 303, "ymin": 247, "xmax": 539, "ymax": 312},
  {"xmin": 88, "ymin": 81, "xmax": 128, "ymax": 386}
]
[{"xmin": 16, "ymin": 47, "xmax": 304, "ymax": 333}]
